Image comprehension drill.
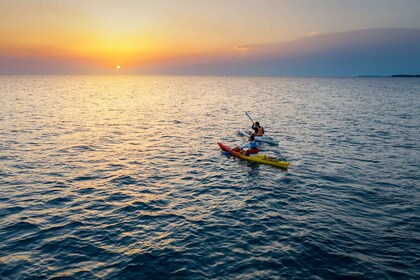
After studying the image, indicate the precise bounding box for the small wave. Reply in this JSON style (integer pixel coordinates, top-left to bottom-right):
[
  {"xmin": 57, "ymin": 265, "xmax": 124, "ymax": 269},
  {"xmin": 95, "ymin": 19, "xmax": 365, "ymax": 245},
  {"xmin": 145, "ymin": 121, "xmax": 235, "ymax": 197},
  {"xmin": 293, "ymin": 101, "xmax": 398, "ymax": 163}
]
[
  {"xmin": 109, "ymin": 175, "xmax": 137, "ymax": 186},
  {"xmin": 0, "ymin": 155, "xmax": 15, "ymax": 161},
  {"xmin": 43, "ymin": 220, "xmax": 86, "ymax": 233},
  {"xmin": 132, "ymin": 201, "xmax": 161, "ymax": 211},
  {"xmin": 73, "ymin": 175, "xmax": 99, "ymax": 181},
  {"xmin": 117, "ymin": 204, "xmax": 139, "ymax": 213},
  {"xmin": 107, "ymin": 163, "xmax": 126, "ymax": 170},
  {"xmin": 76, "ymin": 187, "xmax": 96, "ymax": 194},
  {"xmin": 48, "ymin": 196, "xmax": 74, "ymax": 205},
  {"xmin": 58, "ymin": 145, "xmax": 96, "ymax": 153},
  {"xmin": 0, "ymin": 206, "xmax": 25, "ymax": 218},
  {"xmin": 113, "ymin": 250, "xmax": 186, "ymax": 279},
  {"xmin": 72, "ymin": 145, "xmax": 95, "ymax": 151},
  {"xmin": 107, "ymin": 192, "xmax": 132, "ymax": 202},
  {"xmin": 137, "ymin": 213, "xmax": 186, "ymax": 222},
  {"xmin": 4, "ymin": 220, "xmax": 40, "ymax": 230},
  {"xmin": 37, "ymin": 236, "xmax": 116, "ymax": 264}
]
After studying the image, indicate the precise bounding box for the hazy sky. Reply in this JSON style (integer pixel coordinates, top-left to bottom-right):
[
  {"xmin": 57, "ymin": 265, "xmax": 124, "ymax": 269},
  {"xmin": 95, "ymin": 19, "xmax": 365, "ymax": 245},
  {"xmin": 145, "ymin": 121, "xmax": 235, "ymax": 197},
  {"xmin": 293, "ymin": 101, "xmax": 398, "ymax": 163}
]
[{"xmin": 1, "ymin": 0, "xmax": 419, "ymax": 75}]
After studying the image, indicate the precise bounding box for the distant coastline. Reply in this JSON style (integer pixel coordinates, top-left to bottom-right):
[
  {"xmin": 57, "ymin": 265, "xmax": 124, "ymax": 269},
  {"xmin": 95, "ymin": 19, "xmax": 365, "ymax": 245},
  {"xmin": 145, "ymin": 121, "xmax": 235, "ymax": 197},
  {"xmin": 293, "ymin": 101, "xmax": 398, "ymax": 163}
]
[{"xmin": 358, "ymin": 74, "xmax": 420, "ymax": 78}]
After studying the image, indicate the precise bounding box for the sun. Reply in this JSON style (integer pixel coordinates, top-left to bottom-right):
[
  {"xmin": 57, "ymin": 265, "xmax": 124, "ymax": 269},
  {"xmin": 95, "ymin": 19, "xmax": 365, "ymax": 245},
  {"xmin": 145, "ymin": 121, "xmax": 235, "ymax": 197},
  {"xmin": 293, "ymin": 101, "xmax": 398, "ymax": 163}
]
[{"xmin": 116, "ymin": 65, "xmax": 121, "ymax": 70}]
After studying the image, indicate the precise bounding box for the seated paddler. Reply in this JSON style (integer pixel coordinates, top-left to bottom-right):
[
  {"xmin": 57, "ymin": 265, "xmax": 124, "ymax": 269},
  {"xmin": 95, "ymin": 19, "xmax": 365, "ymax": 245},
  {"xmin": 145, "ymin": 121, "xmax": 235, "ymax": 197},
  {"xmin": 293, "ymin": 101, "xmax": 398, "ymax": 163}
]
[
  {"xmin": 251, "ymin": 121, "xmax": 265, "ymax": 136},
  {"xmin": 236, "ymin": 135, "xmax": 259, "ymax": 156}
]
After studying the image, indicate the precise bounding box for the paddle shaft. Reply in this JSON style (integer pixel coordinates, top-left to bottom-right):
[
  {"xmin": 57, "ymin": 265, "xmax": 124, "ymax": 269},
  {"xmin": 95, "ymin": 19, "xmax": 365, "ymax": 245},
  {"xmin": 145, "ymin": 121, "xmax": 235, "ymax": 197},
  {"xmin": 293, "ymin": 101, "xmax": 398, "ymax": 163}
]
[{"xmin": 245, "ymin": 112, "xmax": 254, "ymax": 124}]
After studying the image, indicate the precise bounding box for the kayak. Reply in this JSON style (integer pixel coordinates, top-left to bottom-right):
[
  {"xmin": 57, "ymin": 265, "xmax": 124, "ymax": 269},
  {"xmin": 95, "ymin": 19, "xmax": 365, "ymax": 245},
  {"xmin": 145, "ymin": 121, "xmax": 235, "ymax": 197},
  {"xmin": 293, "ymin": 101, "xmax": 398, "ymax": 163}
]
[
  {"xmin": 217, "ymin": 142, "xmax": 289, "ymax": 169},
  {"xmin": 237, "ymin": 129, "xmax": 279, "ymax": 145}
]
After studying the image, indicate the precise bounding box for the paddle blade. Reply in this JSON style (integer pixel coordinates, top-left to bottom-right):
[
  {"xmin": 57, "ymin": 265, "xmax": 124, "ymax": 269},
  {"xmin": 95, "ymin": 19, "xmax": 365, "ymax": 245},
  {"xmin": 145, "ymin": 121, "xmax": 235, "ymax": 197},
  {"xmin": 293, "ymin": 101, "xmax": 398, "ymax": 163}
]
[{"xmin": 245, "ymin": 112, "xmax": 254, "ymax": 123}]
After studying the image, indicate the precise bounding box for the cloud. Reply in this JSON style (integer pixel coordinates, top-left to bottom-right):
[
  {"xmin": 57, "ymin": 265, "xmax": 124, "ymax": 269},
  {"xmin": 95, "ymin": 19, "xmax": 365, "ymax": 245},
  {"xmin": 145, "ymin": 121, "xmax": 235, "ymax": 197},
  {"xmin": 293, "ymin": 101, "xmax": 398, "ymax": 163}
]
[
  {"xmin": 308, "ymin": 32, "xmax": 321, "ymax": 37},
  {"xmin": 153, "ymin": 28, "xmax": 420, "ymax": 76},
  {"xmin": 233, "ymin": 45, "xmax": 251, "ymax": 53}
]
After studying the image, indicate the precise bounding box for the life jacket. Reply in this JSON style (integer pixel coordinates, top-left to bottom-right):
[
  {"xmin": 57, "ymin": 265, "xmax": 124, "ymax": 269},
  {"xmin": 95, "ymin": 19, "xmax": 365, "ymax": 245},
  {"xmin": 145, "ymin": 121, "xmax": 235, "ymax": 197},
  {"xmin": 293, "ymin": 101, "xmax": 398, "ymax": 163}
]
[{"xmin": 257, "ymin": 126, "xmax": 264, "ymax": 136}]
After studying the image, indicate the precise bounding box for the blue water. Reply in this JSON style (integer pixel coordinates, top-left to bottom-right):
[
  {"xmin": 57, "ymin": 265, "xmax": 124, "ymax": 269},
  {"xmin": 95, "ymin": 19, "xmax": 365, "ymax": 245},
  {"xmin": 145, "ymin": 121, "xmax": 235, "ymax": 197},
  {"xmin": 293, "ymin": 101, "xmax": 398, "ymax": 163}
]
[{"xmin": 0, "ymin": 76, "xmax": 419, "ymax": 279}]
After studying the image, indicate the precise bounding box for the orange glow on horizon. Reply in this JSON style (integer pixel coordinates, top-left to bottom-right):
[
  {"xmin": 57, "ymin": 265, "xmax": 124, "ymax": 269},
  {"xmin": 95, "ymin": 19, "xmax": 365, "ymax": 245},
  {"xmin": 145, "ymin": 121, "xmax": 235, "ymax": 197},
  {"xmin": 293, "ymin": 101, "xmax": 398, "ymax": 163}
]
[
  {"xmin": 0, "ymin": 1, "xmax": 243, "ymax": 73},
  {"xmin": 0, "ymin": 0, "xmax": 247, "ymax": 73},
  {"xmin": 0, "ymin": 39, "xmax": 239, "ymax": 74}
]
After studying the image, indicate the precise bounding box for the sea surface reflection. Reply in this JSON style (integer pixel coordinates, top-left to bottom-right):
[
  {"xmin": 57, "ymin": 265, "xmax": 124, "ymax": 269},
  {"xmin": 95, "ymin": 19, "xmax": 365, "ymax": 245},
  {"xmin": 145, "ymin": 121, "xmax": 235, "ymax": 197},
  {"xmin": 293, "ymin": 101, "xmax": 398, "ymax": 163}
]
[{"xmin": 0, "ymin": 76, "xmax": 419, "ymax": 279}]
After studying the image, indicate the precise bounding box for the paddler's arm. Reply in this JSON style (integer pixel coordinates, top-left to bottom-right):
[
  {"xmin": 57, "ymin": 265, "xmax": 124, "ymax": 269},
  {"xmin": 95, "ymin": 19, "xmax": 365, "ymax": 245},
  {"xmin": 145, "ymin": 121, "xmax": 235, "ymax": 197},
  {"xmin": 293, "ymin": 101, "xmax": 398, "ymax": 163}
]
[
  {"xmin": 251, "ymin": 123, "xmax": 257, "ymax": 133},
  {"xmin": 239, "ymin": 143, "xmax": 250, "ymax": 149}
]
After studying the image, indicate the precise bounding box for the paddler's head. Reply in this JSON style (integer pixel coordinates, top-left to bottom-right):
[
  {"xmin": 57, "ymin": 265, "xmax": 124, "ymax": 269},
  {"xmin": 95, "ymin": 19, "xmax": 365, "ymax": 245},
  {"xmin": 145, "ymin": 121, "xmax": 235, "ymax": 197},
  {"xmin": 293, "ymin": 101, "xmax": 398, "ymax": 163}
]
[
  {"xmin": 249, "ymin": 135, "xmax": 255, "ymax": 142},
  {"xmin": 255, "ymin": 122, "xmax": 260, "ymax": 126}
]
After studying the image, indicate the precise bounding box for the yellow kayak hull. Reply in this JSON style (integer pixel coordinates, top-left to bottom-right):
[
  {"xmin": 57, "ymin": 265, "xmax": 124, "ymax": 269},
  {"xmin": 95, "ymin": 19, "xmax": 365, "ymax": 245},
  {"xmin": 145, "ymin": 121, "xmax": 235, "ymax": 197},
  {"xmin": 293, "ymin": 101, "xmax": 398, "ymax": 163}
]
[{"xmin": 217, "ymin": 142, "xmax": 289, "ymax": 169}]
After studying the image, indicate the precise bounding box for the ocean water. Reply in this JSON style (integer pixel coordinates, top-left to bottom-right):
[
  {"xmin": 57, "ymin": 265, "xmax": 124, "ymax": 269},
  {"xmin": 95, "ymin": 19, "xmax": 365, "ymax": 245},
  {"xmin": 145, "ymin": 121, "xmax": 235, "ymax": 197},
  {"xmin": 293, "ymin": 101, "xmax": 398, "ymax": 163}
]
[{"xmin": 0, "ymin": 76, "xmax": 419, "ymax": 279}]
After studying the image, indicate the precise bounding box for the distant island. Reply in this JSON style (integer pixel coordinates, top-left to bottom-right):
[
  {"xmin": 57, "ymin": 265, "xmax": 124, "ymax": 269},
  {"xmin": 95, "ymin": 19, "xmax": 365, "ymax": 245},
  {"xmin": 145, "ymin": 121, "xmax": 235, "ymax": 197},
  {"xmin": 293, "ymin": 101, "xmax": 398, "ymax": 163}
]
[
  {"xmin": 358, "ymin": 74, "xmax": 420, "ymax": 77},
  {"xmin": 391, "ymin": 74, "xmax": 420, "ymax": 77}
]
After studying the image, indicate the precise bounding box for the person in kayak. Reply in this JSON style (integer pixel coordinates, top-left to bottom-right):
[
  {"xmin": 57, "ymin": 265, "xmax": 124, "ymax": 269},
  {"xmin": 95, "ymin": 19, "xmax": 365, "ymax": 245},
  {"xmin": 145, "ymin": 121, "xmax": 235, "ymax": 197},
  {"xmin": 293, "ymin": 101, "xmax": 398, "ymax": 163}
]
[
  {"xmin": 251, "ymin": 122, "xmax": 265, "ymax": 136},
  {"xmin": 235, "ymin": 135, "xmax": 259, "ymax": 156}
]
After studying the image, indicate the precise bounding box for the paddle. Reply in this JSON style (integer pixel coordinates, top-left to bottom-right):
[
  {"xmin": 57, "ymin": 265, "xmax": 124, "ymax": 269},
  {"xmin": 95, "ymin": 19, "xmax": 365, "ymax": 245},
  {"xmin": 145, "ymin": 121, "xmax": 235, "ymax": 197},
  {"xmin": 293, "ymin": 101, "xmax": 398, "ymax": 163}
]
[
  {"xmin": 245, "ymin": 111, "xmax": 257, "ymax": 136},
  {"xmin": 245, "ymin": 111, "xmax": 254, "ymax": 124}
]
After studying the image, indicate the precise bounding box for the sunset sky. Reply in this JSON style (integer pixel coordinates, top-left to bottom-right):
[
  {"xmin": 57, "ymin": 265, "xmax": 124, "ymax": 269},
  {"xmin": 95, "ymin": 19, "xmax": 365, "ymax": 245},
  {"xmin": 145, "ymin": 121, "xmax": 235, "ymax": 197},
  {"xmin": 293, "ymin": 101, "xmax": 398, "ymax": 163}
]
[{"xmin": 1, "ymin": 0, "xmax": 419, "ymax": 75}]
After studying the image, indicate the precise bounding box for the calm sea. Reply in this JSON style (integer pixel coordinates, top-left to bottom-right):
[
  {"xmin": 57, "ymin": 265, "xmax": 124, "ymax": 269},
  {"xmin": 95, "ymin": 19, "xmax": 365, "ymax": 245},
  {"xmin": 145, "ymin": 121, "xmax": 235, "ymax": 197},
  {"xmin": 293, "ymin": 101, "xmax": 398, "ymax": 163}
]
[{"xmin": 0, "ymin": 76, "xmax": 419, "ymax": 279}]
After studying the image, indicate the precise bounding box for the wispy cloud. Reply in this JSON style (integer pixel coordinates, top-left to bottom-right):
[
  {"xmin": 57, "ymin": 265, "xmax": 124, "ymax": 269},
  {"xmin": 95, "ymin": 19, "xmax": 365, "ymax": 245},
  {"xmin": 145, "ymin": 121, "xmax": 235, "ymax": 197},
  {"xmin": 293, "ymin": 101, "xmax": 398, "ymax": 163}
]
[
  {"xmin": 233, "ymin": 45, "xmax": 251, "ymax": 54},
  {"xmin": 141, "ymin": 28, "xmax": 420, "ymax": 76},
  {"xmin": 308, "ymin": 32, "xmax": 321, "ymax": 37}
]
